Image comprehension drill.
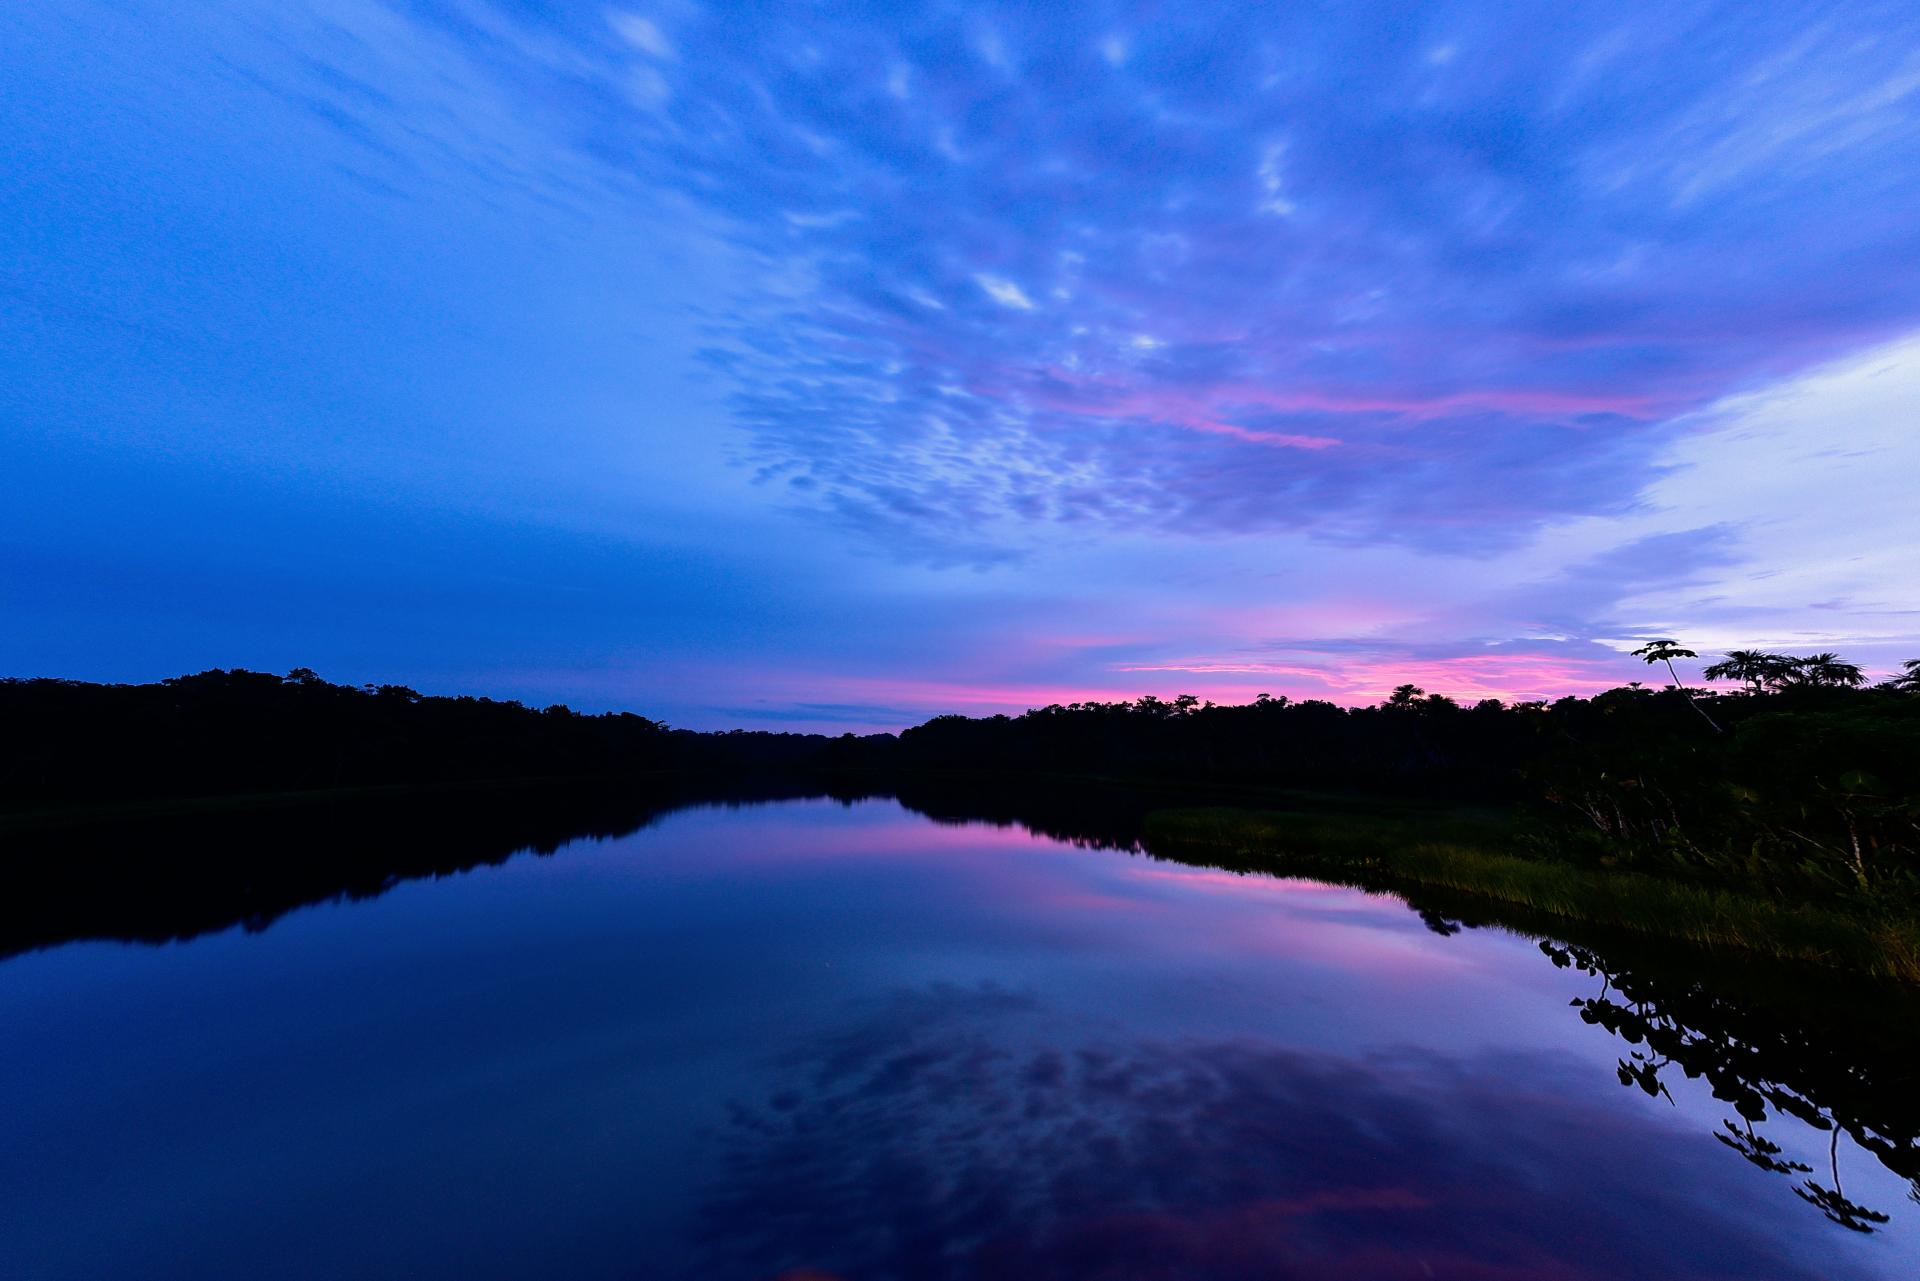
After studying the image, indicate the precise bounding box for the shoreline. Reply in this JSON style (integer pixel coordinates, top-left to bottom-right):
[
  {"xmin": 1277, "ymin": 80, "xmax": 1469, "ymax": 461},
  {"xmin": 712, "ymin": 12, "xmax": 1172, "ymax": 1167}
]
[
  {"xmin": 1143, "ymin": 806, "xmax": 1920, "ymax": 984},
  {"xmin": 7, "ymin": 772, "xmax": 1915, "ymax": 983}
]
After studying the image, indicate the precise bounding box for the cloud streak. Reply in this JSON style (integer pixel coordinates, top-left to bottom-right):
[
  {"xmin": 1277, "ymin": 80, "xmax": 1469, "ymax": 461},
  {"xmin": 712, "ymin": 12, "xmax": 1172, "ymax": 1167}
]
[
  {"xmin": 540, "ymin": 1, "xmax": 1920, "ymax": 559},
  {"xmin": 7, "ymin": 1, "xmax": 1919, "ymax": 725}
]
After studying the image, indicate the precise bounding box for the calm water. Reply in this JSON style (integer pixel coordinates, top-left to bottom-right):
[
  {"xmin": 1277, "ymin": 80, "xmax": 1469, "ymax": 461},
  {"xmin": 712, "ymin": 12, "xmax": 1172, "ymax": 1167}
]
[{"xmin": 3, "ymin": 794, "xmax": 1916, "ymax": 1279}]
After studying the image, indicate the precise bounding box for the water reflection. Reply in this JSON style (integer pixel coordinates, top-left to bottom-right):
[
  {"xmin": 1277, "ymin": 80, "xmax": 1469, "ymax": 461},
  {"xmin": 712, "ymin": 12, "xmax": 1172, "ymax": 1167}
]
[
  {"xmin": 0, "ymin": 774, "xmax": 1169, "ymax": 959},
  {"xmin": 1544, "ymin": 939, "xmax": 1920, "ymax": 1234},
  {"xmin": 694, "ymin": 980, "xmax": 1850, "ymax": 1280},
  {"xmin": 5, "ymin": 779, "xmax": 1919, "ymax": 1272},
  {"xmin": 0, "ymin": 777, "xmax": 837, "ymax": 957}
]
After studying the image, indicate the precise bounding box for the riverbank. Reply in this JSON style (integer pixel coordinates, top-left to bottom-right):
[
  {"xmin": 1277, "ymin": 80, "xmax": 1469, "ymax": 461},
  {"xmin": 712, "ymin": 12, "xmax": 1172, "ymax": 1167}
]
[
  {"xmin": 9, "ymin": 763, "xmax": 1918, "ymax": 982},
  {"xmin": 1143, "ymin": 806, "xmax": 1920, "ymax": 983}
]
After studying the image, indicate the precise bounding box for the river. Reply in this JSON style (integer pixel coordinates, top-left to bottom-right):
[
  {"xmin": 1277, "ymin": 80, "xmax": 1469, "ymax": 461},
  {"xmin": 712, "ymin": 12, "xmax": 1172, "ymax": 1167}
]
[{"xmin": 2, "ymin": 788, "xmax": 1915, "ymax": 1279}]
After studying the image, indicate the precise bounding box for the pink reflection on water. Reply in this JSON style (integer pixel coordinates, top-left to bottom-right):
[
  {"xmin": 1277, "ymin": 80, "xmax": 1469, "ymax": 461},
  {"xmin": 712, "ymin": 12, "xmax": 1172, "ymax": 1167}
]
[
  {"xmin": 624, "ymin": 803, "xmax": 1495, "ymax": 988},
  {"xmin": 1125, "ymin": 866, "xmax": 1387, "ymax": 897},
  {"xmin": 1109, "ymin": 864, "xmax": 1483, "ymax": 978}
]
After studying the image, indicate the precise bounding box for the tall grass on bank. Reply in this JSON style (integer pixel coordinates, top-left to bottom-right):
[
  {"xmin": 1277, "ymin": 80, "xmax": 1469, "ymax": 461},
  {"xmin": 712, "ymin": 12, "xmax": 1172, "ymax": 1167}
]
[{"xmin": 1143, "ymin": 807, "xmax": 1920, "ymax": 984}]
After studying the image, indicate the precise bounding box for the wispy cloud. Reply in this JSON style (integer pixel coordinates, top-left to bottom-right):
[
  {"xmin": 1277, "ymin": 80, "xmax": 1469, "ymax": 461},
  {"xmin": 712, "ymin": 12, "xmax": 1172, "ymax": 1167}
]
[
  {"xmin": 244, "ymin": 2, "xmax": 1920, "ymax": 570},
  {"xmin": 974, "ymin": 274, "xmax": 1036, "ymax": 310},
  {"xmin": 10, "ymin": 1, "xmax": 1920, "ymax": 727}
]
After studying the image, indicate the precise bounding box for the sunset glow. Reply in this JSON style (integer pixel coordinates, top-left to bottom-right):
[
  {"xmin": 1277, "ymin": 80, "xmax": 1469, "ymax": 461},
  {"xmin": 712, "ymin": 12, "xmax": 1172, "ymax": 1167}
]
[{"xmin": 6, "ymin": 2, "xmax": 1918, "ymax": 728}]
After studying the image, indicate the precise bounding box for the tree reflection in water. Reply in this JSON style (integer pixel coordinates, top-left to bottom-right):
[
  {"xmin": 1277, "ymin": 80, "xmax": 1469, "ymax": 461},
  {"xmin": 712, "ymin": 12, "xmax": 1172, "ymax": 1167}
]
[
  {"xmin": 1543, "ymin": 939, "xmax": 1920, "ymax": 1233},
  {"xmin": 691, "ymin": 983, "xmax": 1868, "ymax": 1281},
  {"xmin": 8, "ymin": 777, "xmax": 1917, "ymax": 1252}
]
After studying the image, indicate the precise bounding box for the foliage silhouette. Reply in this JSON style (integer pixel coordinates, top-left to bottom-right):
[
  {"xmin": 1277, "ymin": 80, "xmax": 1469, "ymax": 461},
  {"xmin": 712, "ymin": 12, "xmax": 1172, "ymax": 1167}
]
[
  {"xmin": 6, "ymin": 648, "xmax": 1918, "ymax": 938},
  {"xmin": 1704, "ymin": 649, "xmax": 1795, "ymax": 694}
]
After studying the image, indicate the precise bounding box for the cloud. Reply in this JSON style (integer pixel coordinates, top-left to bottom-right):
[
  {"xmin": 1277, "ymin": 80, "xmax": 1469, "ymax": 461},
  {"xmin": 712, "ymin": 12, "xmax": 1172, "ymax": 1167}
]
[
  {"xmin": 1482, "ymin": 332, "xmax": 1920, "ymax": 675},
  {"xmin": 625, "ymin": 4, "xmax": 1918, "ymax": 562},
  {"xmin": 1615, "ymin": 334, "xmax": 1920, "ymax": 641},
  {"xmin": 23, "ymin": 1, "xmax": 1918, "ymax": 724},
  {"xmin": 949, "ymin": 331, "xmax": 1920, "ymax": 710},
  {"xmin": 1255, "ymin": 140, "xmax": 1296, "ymax": 215},
  {"xmin": 248, "ymin": 2, "xmax": 1920, "ymax": 571},
  {"xmin": 710, "ymin": 700, "xmax": 922, "ymax": 728},
  {"xmin": 608, "ymin": 13, "xmax": 675, "ymax": 60},
  {"xmin": 974, "ymin": 273, "xmax": 1036, "ymax": 310}
]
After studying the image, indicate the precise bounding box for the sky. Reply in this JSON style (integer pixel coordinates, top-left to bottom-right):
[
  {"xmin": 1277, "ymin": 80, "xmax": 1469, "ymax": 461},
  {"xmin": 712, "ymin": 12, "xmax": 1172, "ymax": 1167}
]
[{"xmin": 4, "ymin": 0, "xmax": 1919, "ymax": 731}]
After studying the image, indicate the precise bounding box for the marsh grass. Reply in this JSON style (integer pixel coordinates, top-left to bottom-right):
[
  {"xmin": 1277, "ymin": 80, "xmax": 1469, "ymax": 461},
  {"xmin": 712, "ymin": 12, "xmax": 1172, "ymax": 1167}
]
[{"xmin": 1144, "ymin": 807, "xmax": 1920, "ymax": 983}]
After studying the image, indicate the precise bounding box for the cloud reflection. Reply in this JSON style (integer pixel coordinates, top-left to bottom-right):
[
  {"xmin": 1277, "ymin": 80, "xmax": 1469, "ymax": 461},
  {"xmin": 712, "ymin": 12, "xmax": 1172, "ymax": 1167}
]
[{"xmin": 691, "ymin": 982, "xmax": 1857, "ymax": 1280}]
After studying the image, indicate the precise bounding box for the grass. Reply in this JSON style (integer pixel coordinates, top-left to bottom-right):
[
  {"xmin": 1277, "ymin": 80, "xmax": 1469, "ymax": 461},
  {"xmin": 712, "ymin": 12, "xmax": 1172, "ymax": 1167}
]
[{"xmin": 1143, "ymin": 806, "xmax": 1920, "ymax": 984}]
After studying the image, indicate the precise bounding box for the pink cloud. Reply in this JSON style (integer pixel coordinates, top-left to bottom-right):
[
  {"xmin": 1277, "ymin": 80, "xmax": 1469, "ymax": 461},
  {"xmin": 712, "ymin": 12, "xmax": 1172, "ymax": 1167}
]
[
  {"xmin": 1014, "ymin": 370, "xmax": 1667, "ymax": 449},
  {"xmin": 1113, "ymin": 651, "xmax": 1630, "ymax": 704}
]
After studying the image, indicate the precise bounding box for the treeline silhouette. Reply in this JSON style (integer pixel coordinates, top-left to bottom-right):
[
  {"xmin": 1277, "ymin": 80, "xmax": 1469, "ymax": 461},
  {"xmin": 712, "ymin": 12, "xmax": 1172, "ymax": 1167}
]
[
  {"xmin": 0, "ymin": 667, "xmax": 886, "ymax": 810},
  {"xmin": 7, "ymin": 667, "xmax": 1915, "ymax": 1239},
  {"xmin": 899, "ymin": 663, "xmax": 1918, "ymax": 908},
  {"xmin": 5, "ymin": 653, "xmax": 1917, "ymax": 906}
]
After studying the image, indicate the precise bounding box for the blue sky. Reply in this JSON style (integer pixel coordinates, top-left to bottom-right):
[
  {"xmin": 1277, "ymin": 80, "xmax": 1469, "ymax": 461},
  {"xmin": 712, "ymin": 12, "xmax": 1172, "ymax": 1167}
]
[{"xmin": 5, "ymin": 1, "xmax": 1919, "ymax": 729}]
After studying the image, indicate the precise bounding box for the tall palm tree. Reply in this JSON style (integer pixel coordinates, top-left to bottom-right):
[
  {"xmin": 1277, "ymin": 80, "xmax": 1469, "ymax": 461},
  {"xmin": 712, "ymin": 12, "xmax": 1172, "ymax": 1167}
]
[
  {"xmin": 1631, "ymin": 639, "xmax": 1721, "ymax": 731},
  {"xmin": 1895, "ymin": 659, "xmax": 1920, "ymax": 693}
]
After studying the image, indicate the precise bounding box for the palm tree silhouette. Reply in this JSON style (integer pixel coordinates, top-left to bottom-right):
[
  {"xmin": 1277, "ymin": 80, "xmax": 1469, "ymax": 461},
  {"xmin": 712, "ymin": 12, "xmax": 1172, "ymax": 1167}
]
[
  {"xmin": 1630, "ymin": 639, "xmax": 1721, "ymax": 732},
  {"xmin": 1703, "ymin": 649, "xmax": 1790, "ymax": 695},
  {"xmin": 1788, "ymin": 653, "xmax": 1865, "ymax": 689}
]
